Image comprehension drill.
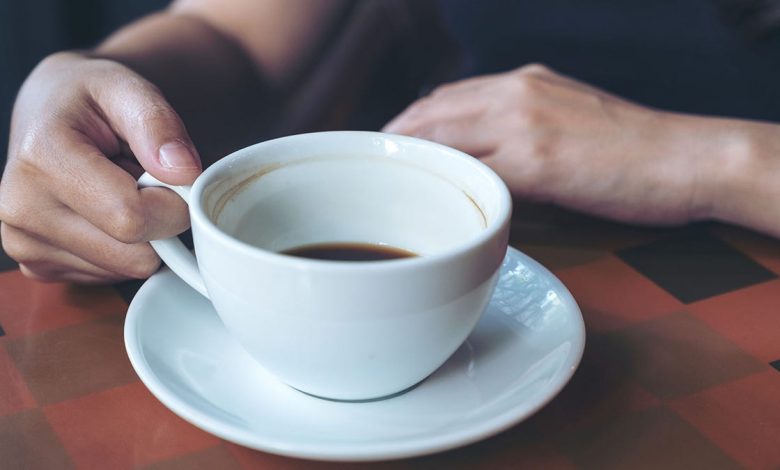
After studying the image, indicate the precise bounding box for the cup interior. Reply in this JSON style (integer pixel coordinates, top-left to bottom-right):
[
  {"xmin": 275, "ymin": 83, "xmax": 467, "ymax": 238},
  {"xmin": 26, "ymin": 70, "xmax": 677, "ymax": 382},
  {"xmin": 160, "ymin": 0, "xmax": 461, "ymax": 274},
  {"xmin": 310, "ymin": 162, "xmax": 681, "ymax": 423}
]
[{"xmin": 197, "ymin": 133, "xmax": 508, "ymax": 257}]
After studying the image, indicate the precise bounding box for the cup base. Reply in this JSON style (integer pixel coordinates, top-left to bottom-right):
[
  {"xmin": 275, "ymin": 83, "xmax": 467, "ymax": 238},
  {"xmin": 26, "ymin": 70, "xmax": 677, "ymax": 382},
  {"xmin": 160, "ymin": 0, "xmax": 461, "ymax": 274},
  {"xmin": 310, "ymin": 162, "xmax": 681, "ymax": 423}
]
[{"xmin": 291, "ymin": 377, "xmax": 428, "ymax": 403}]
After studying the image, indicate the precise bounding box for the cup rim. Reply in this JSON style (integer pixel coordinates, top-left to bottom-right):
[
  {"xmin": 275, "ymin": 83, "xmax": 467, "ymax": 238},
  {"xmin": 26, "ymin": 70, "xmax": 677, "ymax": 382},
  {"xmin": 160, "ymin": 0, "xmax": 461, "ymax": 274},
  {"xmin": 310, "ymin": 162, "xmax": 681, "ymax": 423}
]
[{"xmin": 188, "ymin": 131, "xmax": 512, "ymax": 271}]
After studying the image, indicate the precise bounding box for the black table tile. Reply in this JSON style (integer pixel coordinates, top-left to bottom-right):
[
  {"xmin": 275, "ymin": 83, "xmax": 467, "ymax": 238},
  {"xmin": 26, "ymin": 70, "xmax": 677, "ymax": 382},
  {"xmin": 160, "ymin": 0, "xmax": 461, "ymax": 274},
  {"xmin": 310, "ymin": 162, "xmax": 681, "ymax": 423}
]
[{"xmin": 617, "ymin": 229, "xmax": 777, "ymax": 304}]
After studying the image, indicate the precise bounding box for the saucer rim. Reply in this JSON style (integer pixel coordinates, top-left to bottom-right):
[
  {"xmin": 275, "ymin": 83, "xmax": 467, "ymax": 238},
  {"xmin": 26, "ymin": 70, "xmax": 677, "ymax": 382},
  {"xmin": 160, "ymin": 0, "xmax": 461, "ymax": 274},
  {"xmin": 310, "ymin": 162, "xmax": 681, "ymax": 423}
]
[{"xmin": 124, "ymin": 247, "xmax": 585, "ymax": 461}]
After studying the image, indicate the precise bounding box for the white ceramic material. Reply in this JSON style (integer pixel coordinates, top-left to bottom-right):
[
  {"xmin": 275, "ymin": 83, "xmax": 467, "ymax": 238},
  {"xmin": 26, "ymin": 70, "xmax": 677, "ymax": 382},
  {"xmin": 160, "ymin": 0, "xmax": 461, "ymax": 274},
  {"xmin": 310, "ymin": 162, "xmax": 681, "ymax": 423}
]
[
  {"xmin": 125, "ymin": 247, "xmax": 585, "ymax": 461},
  {"xmin": 138, "ymin": 131, "xmax": 511, "ymax": 400}
]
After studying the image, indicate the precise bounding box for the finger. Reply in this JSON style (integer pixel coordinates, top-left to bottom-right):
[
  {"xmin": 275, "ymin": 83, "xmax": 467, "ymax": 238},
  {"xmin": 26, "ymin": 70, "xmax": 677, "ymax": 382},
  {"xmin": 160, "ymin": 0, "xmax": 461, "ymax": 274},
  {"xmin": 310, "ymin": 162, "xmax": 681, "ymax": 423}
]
[
  {"xmin": 385, "ymin": 70, "xmax": 541, "ymax": 136},
  {"xmin": 112, "ymin": 152, "xmax": 145, "ymax": 179},
  {"xmin": 25, "ymin": 128, "xmax": 190, "ymax": 244},
  {"xmin": 424, "ymin": 73, "xmax": 504, "ymax": 99},
  {"xmin": 45, "ymin": 205, "xmax": 162, "ymax": 279},
  {"xmin": 89, "ymin": 70, "xmax": 201, "ymax": 185},
  {"xmin": 402, "ymin": 118, "xmax": 498, "ymax": 157},
  {"xmin": 515, "ymin": 63, "xmax": 620, "ymax": 103},
  {"xmin": 520, "ymin": 63, "xmax": 594, "ymax": 91},
  {"xmin": 2, "ymin": 223, "xmax": 145, "ymax": 282},
  {"xmin": 383, "ymin": 91, "xmax": 489, "ymax": 135},
  {"xmin": 1, "ymin": 198, "xmax": 162, "ymax": 279},
  {"xmin": 19, "ymin": 263, "xmax": 120, "ymax": 284}
]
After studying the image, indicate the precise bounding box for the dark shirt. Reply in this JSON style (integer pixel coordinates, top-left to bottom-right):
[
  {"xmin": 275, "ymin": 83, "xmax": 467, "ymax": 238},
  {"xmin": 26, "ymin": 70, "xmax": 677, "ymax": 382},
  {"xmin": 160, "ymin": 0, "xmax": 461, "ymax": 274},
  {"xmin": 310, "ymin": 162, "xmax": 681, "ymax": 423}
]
[{"xmin": 435, "ymin": 0, "xmax": 780, "ymax": 121}]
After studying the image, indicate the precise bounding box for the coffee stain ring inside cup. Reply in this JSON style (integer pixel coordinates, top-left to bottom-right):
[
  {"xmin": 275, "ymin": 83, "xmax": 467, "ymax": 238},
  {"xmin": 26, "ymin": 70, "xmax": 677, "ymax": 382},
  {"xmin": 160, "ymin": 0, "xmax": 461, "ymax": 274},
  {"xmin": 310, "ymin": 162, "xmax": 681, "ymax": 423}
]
[
  {"xmin": 206, "ymin": 158, "xmax": 487, "ymax": 229},
  {"xmin": 208, "ymin": 163, "xmax": 283, "ymax": 223},
  {"xmin": 462, "ymin": 190, "xmax": 487, "ymax": 228}
]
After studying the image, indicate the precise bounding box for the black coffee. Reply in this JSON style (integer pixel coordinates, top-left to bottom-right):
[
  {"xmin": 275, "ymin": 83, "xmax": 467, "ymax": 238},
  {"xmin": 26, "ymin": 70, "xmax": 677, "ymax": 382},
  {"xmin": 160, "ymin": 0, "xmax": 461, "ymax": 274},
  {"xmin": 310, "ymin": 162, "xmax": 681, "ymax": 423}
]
[{"xmin": 282, "ymin": 243, "xmax": 417, "ymax": 261}]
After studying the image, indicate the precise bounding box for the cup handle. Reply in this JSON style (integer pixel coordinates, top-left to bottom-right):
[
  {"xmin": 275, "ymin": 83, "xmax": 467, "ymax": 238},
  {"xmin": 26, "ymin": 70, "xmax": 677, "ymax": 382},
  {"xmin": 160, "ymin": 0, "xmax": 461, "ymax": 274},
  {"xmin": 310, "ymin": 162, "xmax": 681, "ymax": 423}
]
[{"xmin": 137, "ymin": 172, "xmax": 209, "ymax": 298}]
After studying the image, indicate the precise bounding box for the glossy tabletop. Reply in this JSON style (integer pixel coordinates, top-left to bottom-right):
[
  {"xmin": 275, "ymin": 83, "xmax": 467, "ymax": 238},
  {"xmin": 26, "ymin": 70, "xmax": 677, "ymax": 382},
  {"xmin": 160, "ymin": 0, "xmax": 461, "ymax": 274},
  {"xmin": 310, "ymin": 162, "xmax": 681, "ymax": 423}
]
[{"xmin": 1, "ymin": 203, "xmax": 779, "ymax": 469}]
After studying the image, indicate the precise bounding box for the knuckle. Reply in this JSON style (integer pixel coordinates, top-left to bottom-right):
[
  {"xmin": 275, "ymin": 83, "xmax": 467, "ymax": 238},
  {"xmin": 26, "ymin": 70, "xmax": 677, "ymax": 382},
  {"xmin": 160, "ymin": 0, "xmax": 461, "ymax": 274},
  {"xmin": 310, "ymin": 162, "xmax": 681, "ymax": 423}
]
[
  {"xmin": 36, "ymin": 52, "xmax": 65, "ymax": 69},
  {"xmin": 429, "ymin": 124, "xmax": 455, "ymax": 144},
  {"xmin": 391, "ymin": 100, "xmax": 433, "ymax": 134},
  {"xmin": 135, "ymin": 102, "xmax": 178, "ymax": 128},
  {"xmin": 0, "ymin": 230, "xmax": 26, "ymax": 262},
  {"xmin": 16, "ymin": 128, "xmax": 44, "ymax": 159},
  {"xmin": 32, "ymin": 52, "xmax": 78, "ymax": 79},
  {"xmin": 586, "ymin": 91, "xmax": 607, "ymax": 110},
  {"xmin": 0, "ymin": 190, "xmax": 22, "ymax": 225},
  {"xmin": 85, "ymin": 61, "xmax": 135, "ymax": 103},
  {"xmin": 512, "ymin": 64, "xmax": 556, "ymax": 97},
  {"xmin": 13, "ymin": 125, "xmax": 54, "ymax": 169},
  {"xmin": 104, "ymin": 198, "xmax": 147, "ymax": 243},
  {"xmin": 430, "ymin": 82, "xmax": 457, "ymax": 98},
  {"xmin": 0, "ymin": 154, "xmax": 56, "ymax": 227},
  {"xmin": 39, "ymin": 51, "xmax": 81, "ymax": 68},
  {"xmin": 124, "ymin": 247, "xmax": 160, "ymax": 279},
  {"xmin": 123, "ymin": 71, "xmax": 162, "ymax": 94},
  {"xmin": 408, "ymin": 124, "xmax": 435, "ymax": 142},
  {"xmin": 512, "ymin": 74, "xmax": 541, "ymax": 98},
  {"xmin": 518, "ymin": 62, "xmax": 551, "ymax": 76},
  {"xmin": 408, "ymin": 96, "xmax": 433, "ymax": 115},
  {"xmin": 1, "ymin": 225, "xmax": 43, "ymax": 265}
]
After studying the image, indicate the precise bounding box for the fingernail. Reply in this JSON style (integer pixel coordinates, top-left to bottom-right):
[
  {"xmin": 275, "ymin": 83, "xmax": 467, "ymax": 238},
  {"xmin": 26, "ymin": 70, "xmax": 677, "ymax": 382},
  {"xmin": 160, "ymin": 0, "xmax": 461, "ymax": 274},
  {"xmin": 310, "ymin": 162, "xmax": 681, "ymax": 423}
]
[{"xmin": 159, "ymin": 142, "xmax": 200, "ymax": 170}]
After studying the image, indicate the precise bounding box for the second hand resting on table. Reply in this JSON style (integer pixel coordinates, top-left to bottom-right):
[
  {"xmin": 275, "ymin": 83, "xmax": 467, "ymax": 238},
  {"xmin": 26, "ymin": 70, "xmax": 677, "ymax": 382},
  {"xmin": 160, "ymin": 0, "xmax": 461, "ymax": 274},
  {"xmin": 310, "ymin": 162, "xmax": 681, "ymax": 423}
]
[
  {"xmin": 1, "ymin": 1, "xmax": 780, "ymax": 284},
  {"xmin": 384, "ymin": 64, "xmax": 780, "ymax": 235}
]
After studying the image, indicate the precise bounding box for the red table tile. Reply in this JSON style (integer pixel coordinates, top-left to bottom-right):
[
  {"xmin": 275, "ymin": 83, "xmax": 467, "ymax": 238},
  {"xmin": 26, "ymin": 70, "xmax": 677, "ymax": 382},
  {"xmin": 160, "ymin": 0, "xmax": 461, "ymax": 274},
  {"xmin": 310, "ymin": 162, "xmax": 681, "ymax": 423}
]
[
  {"xmin": 598, "ymin": 312, "xmax": 765, "ymax": 399},
  {"xmin": 141, "ymin": 445, "xmax": 242, "ymax": 470},
  {"xmin": 0, "ymin": 409, "xmax": 75, "ymax": 469},
  {"xmin": 0, "ymin": 344, "xmax": 36, "ymax": 416},
  {"xmin": 554, "ymin": 256, "xmax": 682, "ymax": 332},
  {"xmin": 555, "ymin": 406, "xmax": 741, "ymax": 470},
  {"xmin": 0, "ymin": 270, "xmax": 126, "ymax": 339},
  {"xmin": 688, "ymin": 279, "xmax": 780, "ymax": 362},
  {"xmin": 531, "ymin": 333, "xmax": 660, "ymax": 434},
  {"xmin": 0, "ymin": 214, "xmax": 777, "ymax": 468},
  {"xmin": 669, "ymin": 371, "xmax": 780, "ymax": 469},
  {"xmin": 228, "ymin": 444, "xmax": 356, "ymax": 470},
  {"xmin": 44, "ymin": 381, "xmax": 218, "ymax": 470},
  {"xmin": 4, "ymin": 316, "xmax": 138, "ymax": 405},
  {"xmin": 397, "ymin": 425, "xmax": 575, "ymax": 470}
]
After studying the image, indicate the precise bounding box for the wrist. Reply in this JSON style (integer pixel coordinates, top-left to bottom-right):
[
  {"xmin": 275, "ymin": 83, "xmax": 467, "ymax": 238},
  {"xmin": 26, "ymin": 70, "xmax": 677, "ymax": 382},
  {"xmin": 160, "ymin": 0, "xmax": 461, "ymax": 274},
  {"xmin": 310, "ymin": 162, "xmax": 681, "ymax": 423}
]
[
  {"xmin": 647, "ymin": 111, "xmax": 736, "ymax": 223},
  {"xmin": 701, "ymin": 118, "xmax": 780, "ymax": 236}
]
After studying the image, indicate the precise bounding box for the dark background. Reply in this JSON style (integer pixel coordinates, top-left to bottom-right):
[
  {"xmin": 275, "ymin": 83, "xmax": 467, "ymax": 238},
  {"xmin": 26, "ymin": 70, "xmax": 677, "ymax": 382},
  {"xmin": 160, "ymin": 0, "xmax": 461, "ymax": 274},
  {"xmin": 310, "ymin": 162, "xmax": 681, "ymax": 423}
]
[{"xmin": 0, "ymin": 0, "xmax": 168, "ymax": 169}]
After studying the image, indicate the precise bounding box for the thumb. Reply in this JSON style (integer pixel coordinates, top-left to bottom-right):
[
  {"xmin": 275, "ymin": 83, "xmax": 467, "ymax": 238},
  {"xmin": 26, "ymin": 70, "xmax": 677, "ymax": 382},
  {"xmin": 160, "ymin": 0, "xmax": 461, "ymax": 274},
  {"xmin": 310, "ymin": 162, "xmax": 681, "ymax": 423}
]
[{"xmin": 94, "ymin": 74, "xmax": 202, "ymax": 186}]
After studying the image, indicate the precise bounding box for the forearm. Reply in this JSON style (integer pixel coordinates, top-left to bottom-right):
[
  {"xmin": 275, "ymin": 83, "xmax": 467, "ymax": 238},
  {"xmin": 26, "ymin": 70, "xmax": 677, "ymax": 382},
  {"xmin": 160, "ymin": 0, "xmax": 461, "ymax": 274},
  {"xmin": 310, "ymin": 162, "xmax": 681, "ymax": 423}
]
[{"xmin": 93, "ymin": 11, "xmax": 267, "ymax": 163}]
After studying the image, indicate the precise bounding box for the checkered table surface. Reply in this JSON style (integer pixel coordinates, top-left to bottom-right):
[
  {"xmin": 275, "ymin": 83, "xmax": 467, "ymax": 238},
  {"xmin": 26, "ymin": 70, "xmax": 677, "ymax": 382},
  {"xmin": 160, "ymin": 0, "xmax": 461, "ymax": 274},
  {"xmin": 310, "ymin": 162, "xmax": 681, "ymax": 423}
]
[{"xmin": 1, "ymin": 204, "xmax": 779, "ymax": 469}]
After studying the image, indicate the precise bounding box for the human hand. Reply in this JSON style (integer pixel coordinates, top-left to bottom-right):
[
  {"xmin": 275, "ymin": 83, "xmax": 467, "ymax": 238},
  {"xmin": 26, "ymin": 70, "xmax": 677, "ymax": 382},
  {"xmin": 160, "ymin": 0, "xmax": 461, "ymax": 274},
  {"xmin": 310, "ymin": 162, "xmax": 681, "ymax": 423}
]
[
  {"xmin": 0, "ymin": 52, "xmax": 201, "ymax": 283},
  {"xmin": 383, "ymin": 64, "xmax": 716, "ymax": 226}
]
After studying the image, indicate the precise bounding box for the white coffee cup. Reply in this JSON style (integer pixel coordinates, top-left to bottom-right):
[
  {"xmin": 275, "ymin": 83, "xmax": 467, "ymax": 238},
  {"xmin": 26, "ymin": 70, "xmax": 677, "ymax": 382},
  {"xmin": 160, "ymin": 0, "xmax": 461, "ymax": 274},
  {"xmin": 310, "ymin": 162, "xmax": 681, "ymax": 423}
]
[{"xmin": 139, "ymin": 131, "xmax": 511, "ymax": 400}]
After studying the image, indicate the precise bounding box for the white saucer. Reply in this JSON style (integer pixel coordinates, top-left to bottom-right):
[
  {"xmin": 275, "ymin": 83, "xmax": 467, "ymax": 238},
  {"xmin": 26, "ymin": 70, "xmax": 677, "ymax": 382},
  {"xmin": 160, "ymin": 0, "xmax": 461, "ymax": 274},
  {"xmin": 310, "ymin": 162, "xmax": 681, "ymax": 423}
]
[{"xmin": 124, "ymin": 247, "xmax": 585, "ymax": 461}]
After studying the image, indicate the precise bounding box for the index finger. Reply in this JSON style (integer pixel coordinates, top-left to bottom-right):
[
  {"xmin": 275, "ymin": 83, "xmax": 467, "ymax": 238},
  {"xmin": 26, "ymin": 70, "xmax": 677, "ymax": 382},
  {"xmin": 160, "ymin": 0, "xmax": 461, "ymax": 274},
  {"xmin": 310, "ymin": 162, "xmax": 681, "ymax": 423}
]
[{"xmin": 37, "ymin": 127, "xmax": 190, "ymax": 244}]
